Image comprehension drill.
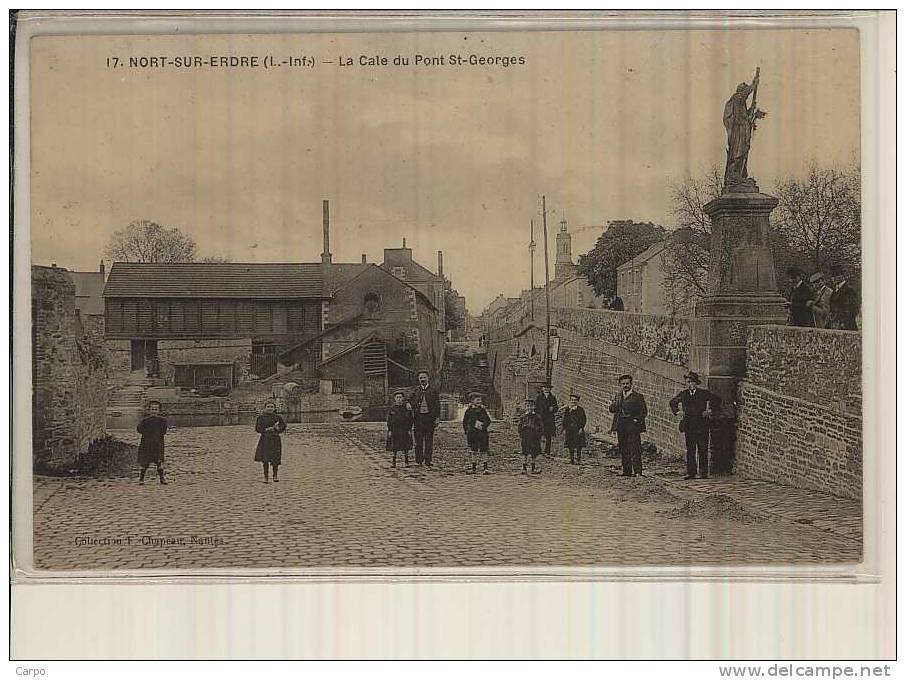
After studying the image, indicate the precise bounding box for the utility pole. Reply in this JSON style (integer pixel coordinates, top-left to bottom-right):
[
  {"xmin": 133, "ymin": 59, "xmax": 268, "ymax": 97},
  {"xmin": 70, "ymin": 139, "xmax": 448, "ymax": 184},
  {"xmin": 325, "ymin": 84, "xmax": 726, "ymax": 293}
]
[
  {"xmin": 529, "ymin": 219, "xmax": 536, "ymax": 321},
  {"xmin": 541, "ymin": 195, "xmax": 552, "ymax": 385}
]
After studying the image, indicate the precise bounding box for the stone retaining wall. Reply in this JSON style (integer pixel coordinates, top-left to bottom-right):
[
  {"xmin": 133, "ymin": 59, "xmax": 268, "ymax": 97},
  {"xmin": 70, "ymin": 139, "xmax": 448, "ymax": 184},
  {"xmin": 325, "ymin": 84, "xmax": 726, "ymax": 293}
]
[
  {"xmin": 735, "ymin": 326, "xmax": 862, "ymax": 499},
  {"xmin": 32, "ymin": 266, "xmax": 107, "ymax": 469}
]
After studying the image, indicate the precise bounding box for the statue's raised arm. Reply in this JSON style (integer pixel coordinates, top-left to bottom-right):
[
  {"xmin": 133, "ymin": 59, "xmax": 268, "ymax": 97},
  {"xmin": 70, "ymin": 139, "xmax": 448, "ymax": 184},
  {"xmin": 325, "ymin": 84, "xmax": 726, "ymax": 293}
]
[{"xmin": 723, "ymin": 68, "xmax": 767, "ymax": 192}]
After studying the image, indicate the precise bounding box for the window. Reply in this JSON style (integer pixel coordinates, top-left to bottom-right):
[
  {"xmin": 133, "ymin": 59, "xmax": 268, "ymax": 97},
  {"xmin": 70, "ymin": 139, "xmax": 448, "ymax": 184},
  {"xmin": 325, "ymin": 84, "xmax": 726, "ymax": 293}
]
[
  {"xmin": 391, "ymin": 266, "xmax": 406, "ymax": 280},
  {"xmin": 363, "ymin": 292, "xmax": 381, "ymax": 316},
  {"xmin": 332, "ymin": 379, "xmax": 345, "ymax": 394}
]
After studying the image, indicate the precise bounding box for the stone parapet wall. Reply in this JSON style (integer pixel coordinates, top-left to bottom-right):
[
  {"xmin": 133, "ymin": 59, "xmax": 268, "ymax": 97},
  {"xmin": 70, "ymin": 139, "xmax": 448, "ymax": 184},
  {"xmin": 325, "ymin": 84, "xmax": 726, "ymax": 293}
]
[
  {"xmin": 489, "ymin": 306, "xmax": 691, "ymax": 367},
  {"xmin": 32, "ymin": 266, "xmax": 107, "ymax": 469},
  {"xmin": 735, "ymin": 325, "xmax": 862, "ymax": 499},
  {"xmin": 743, "ymin": 325, "xmax": 861, "ymax": 416}
]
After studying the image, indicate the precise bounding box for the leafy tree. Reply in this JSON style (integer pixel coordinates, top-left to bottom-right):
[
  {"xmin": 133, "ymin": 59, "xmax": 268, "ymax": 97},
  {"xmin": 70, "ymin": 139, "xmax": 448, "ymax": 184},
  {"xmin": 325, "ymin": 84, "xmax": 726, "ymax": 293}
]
[
  {"xmin": 576, "ymin": 220, "xmax": 668, "ymax": 298},
  {"xmin": 443, "ymin": 278, "xmax": 465, "ymax": 331},
  {"xmin": 104, "ymin": 219, "xmax": 198, "ymax": 263}
]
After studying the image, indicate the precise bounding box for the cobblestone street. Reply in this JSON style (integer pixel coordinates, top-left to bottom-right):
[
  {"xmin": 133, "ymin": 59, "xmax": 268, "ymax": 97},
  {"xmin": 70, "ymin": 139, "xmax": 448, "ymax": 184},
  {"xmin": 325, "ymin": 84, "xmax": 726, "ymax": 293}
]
[{"xmin": 31, "ymin": 423, "xmax": 861, "ymax": 570}]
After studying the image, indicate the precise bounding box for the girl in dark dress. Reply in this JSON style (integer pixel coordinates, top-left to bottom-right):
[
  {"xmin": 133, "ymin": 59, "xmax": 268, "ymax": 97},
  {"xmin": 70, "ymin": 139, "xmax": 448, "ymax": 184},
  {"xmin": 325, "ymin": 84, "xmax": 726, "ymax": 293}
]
[
  {"xmin": 254, "ymin": 401, "xmax": 287, "ymax": 483},
  {"xmin": 137, "ymin": 400, "xmax": 168, "ymax": 485},
  {"xmin": 518, "ymin": 398, "xmax": 544, "ymax": 475},
  {"xmin": 386, "ymin": 391, "xmax": 414, "ymax": 468},
  {"xmin": 462, "ymin": 391, "xmax": 492, "ymax": 474},
  {"xmin": 562, "ymin": 393, "xmax": 588, "ymax": 465}
]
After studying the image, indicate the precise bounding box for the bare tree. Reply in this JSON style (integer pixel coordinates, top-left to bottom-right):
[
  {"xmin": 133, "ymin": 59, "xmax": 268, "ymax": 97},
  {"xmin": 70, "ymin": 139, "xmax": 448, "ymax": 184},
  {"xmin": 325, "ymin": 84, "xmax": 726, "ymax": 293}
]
[
  {"xmin": 773, "ymin": 163, "xmax": 861, "ymax": 273},
  {"xmin": 661, "ymin": 168, "xmax": 722, "ymax": 314},
  {"xmin": 104, "ymin": 219, "xmax": 198, "ymax": 263}
]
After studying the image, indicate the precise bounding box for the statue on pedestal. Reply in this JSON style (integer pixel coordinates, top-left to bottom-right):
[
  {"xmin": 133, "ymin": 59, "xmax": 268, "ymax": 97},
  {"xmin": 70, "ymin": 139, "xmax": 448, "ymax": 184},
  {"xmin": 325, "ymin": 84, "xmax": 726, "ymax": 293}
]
[{"xmin": 723, "ymin": 67, "xmax": 767, "ymax": 192}]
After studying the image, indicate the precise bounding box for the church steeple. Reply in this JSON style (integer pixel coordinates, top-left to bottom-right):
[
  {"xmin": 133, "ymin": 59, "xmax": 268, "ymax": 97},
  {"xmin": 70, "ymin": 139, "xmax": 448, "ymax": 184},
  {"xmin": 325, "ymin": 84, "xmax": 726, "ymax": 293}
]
[{"xmin": 555, "ymin": 216, "xmax": 577, "ymax": 281}]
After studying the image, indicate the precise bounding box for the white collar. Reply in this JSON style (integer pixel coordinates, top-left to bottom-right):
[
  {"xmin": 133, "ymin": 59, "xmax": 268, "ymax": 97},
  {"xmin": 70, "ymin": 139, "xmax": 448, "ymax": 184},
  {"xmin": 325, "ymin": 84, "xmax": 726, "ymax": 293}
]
[
  {"xmin": 835, "ymin": 280, "xmax": 847, "ymax": 291},
  {"xmin": 622, "ymin": 389, "xmax": 633, "ymax": 397}
]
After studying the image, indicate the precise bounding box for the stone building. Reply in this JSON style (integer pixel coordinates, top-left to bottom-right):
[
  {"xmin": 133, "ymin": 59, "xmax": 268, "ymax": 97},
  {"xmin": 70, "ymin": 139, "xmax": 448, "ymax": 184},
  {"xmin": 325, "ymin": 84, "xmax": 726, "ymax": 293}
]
[
  {"xmin": 32, "ymin": 265, "xmax": 107, "ymax": 470},
  {"xmin": 549, "ymin": 218, "xmax": 603, "ymax": 309},
  {"xmin": 278, "ymin": 261, "xmax": 442, "ymax": 399},
  {"xmin": 102, "ymin": 205, "xmax": 446, "ymax": 416},
  {"xmin": 616, "ymin": 234, "xmax": 706, "ymax": 316},
  {"xmin": 69, "ymin": 261, "xmax": 106, "ymax": 339}
]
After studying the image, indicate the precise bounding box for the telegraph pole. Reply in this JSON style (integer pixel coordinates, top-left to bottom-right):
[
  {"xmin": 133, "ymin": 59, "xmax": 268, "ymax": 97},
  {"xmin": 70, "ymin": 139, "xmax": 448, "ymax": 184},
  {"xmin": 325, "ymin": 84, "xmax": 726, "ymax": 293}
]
[
  {"xmin": 529, "ymin": 219, "xmax": 536, "ymax": 321},
  {"xmin": 541, "ymin": 195, "xmax": 552, "ymax": 385}
]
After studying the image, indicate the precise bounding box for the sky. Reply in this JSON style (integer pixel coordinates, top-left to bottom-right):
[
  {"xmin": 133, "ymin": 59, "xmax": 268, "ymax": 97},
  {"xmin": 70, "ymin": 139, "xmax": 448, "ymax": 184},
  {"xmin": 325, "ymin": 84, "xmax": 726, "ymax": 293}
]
[{"xmin": 29, "ymin": 29, "xmax": 860, "ymax": 311}]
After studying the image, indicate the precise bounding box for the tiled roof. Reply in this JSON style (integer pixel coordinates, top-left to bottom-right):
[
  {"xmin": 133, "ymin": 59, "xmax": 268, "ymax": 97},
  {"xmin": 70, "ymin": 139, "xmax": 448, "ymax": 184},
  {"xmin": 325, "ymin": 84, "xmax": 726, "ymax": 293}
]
[{"xmin": 103, "ymin": 262, "xmax": 326, "ymax": 299}]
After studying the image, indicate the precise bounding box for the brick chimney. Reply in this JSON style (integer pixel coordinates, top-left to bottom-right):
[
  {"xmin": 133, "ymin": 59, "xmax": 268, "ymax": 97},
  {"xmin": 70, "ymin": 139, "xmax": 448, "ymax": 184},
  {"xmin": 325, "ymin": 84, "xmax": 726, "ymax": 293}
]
[
  {"xmin": 321, "ymin": 199, "xmax": 332, "ymax": 264},
  {"xmin": 437, "ymin": 251, "xmax": 444, "ymax": 278},
  {"xmin": 99, "ymin": 260, "xmax": 105, "ymax": 277},
  {"xmin": 361, "ymin": 254, "xmax": 367, "ymax": 264}
]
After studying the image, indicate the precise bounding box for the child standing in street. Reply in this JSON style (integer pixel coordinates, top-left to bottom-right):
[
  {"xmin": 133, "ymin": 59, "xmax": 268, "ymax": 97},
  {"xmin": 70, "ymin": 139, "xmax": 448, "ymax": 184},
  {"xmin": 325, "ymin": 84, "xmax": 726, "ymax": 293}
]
[
  {"xmin": 254, "ymin": 401, "xmax": 287, "ymax": 483},
  {"xmin": 137, "ymin": 400, "xmax": 168, "ymax": 485},
  {"xmin": 562, "ymin": 393, "xmax": 588, "ymax": 465},
  {"xmin": 518, "ymin": 397, "xmax": 544, "ymax": 475},
  {"xmin": 462, "ymin": 392, "xmax": 492, "ymax": 474},
  {"xmin": 386, "ymin": 390, "xmax": 414, "ymax": 468}
]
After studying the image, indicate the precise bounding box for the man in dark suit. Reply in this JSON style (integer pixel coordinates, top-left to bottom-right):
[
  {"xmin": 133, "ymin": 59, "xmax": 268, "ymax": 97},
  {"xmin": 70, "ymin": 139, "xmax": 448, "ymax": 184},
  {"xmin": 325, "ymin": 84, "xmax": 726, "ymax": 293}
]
[
  {"xmin": 409, "ymin": 370, "xmax": 441, "ymax": 466},
  {"xmin": 828, "ymin": 265, "xmax": 860, "ymax": 331},
  {"xmin": 669, "ymin": 371, "xmax": 722, "ymax": 480},
  {"xmin": 534, "ymin": 384, "xmax": 559, "ymax": 456},
  {"xmin": 609, "ymin": 374, "xmax": 648, "ymax": 477},
  {"xmin": 786, "ymin": 267, "xmax": 815, "ymax": 327}
]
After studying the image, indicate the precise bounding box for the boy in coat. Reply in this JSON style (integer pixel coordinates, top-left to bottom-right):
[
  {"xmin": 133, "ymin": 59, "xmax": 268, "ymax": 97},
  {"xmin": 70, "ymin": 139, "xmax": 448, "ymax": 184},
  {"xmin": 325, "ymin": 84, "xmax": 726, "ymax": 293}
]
[
  {"xmin": 518, "ymin": 397, "xmax": 544, "ymax": 475},
  {"xmin": 562, "ymin": 393, "xmax": 587, "ymax": 465},
  {"xmin": 609, "ymin": 374, "xmax": 648, "ymax": 477},
  {"xmin": 386, "ymin": 390, "xmax": 414, "ymax": 468},
  {"xmin": 254, "ymin": 401, "xmax": 287, "ymax": 483},
  {"xmin": 669, "ymin": 371, "xmax": 722, "ymax": 480},
  {"xmin": 137, "ymin": 400, "xmax": 168, "ymax": 485},
  {"xmin": 462, "ymin": 392, "xmax": 492, "ymax": 474},
  {"xmin": 534, "ymin": 384, "xmax": 559, "ymax": 456}
]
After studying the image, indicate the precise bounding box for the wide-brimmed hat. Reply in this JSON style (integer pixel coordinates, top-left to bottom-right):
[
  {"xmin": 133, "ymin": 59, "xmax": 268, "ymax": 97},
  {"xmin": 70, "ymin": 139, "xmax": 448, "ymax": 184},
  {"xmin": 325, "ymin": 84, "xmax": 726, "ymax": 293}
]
[
  {"xmin": 809, "ymin": 272, "xmax": 825, "ymax": 284},
  {"xmin": 468, "ymin": 391, "xmax": 483, "ymax": 400},
  {"xmin": 569, "ymin": 393, "xmax": 581, "ymax": 400},
  {"xmin": 684, "ymin": 371, "xmax": 701, "ymax": 384}
]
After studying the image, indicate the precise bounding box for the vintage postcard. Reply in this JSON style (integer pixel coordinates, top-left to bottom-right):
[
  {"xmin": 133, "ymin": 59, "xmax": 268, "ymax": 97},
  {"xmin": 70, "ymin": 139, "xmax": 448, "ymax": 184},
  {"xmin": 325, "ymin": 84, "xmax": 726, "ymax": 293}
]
[{"xmin": 19, "ymin": 19, "xmax": 871, "ymax": 574}]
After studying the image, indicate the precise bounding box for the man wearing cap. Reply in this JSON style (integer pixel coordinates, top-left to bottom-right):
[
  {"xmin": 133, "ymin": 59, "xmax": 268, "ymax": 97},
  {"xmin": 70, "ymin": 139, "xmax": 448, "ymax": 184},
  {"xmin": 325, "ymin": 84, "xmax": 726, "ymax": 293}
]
[
  {"xmin": 786, "ymin": 267, "xmax": 814, "ymax": 327},
  {"xmin": 669, "ymin": 371, "xmax": 722, "ymax": 480},
  {"xmin": 609, "ymin": 374, "xmax": 648, "ymax": 477},
  {"xmin": 806, "ymin": 271, "xmax": 833, "ymax": 328},
  {"xmin": 409, "ymin": 370, "xmax": 441, "ymax": 466},
  {"xmin": 535, "ymin": 384, "xmax": 559, "ymax": 457},
  {"xmin": 828, "ymin": 265, "xmax": 860, "ymax": 331}
]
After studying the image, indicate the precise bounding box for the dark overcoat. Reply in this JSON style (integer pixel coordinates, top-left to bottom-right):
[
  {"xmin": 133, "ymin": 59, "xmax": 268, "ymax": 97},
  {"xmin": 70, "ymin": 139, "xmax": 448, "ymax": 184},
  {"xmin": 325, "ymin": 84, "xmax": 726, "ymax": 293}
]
[
  {"xmin": 609, "ymin": 391, "xmax": 648, "ymax": 435},
  {"xmin": 562, "ymin": 406, "xmax": 587, "ymax": 451},
  {"xmin": 535, "ymin": 392, "xmax": 559, "ymax": 436},
  {"xmin": 462, "ymin": 405, "xmax": 491, "ymax": 452},
  {"xmin": 669, "ymin": 388, "xmax": 722, "ymax": 433},
  {"xmin": 137, "ymin": 415, "xmax": 168, "ymax": 466},
  {"xmin": 829, "ymin": 282, "xmax": 860, "ymax": 331},
  {"xmin": 386, "ymin": 405, "xmax": 414, "ymax": 452},
  {"xmin": 518, "ymin": 412, "xmax": 544, "ymax": 456},
  {"xmin": 254, "ymin": 413, "xmax": 287, "ymax": 464},
  {"xmin": 788, "ymin": 281, "xmax": 815, "ymax": 327}
]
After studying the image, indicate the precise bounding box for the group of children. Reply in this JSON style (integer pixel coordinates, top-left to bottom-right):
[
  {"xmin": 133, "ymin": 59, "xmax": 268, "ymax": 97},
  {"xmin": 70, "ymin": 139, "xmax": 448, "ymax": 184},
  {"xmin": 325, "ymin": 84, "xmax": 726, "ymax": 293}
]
[
  {"xmin": 135, "ymin": 390, "xmax": 589, "ymax": 486},
  {"xmin": 386, "ymin": 390, "xmax": 588, "ymax": 475}
]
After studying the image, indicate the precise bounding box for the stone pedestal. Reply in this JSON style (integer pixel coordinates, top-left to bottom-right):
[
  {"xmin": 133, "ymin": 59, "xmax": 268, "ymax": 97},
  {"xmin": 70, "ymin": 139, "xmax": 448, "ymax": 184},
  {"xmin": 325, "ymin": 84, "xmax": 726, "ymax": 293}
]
[{"xmin": 691, "ymin": 189, "xmax": 788, "ymax": 407}]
